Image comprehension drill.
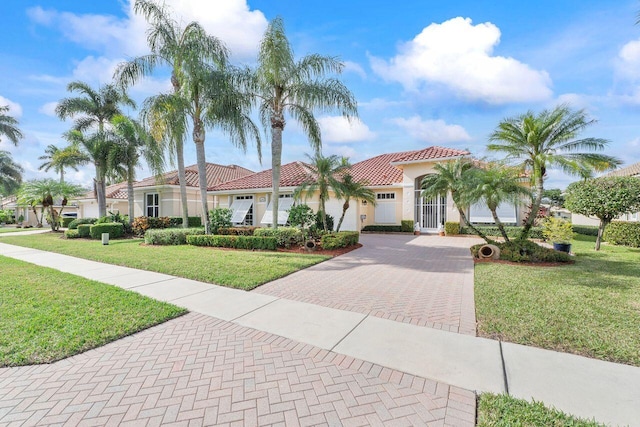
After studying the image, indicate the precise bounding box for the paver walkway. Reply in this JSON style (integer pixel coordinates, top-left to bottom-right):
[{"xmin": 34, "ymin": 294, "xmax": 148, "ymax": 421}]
[{"xmin": 256, "ymin": 234, "xmax": 481, "ymax": 335}]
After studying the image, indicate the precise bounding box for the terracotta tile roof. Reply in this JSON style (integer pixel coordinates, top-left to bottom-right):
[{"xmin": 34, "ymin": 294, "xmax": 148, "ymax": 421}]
[
  {"xmin": 605, "ymin": 161, "xmax": 640, "ymax": 178},
  {"xmin": 134, "ymin": 163, "xmax": 254, "ymax": 189},
  {"xmin": 390, "ymin": 146, "xmax": 470, "ymax": 163},
  {"xmin": 106, "ymin": 182, "xmax": 129, "ymax": 199},
  {"xmin": 210, "ymin": 162, "xmax": 312, "ymax": 191}
]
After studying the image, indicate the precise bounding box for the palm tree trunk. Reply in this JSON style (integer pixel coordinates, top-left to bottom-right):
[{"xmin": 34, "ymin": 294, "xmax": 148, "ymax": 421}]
[
  {"xmin": 336, "ymin": 199, "xmax": 349, "ymax": 232},
  {"xmin": 60, "ymin": 169, "xmax": 64, "ymax": 183},
  {"xmin": 320, "ymin": 196, "xmax": 327, "ymax": 231},
  {"xmin": 490, "ymin": 208, "xmax": 510, "ymax": 242},
  {"xmin": 458, "ymin": 208, "xmax": 493, "ymax": 244},
  {"xmin": 127, "ymin": 164, "xmax": 135, "ymax": 225},
  {"xmin": 520, "ymin": 176, "xmax": 543, "ymax": 240},
  {"xmin": 271, "ymin": 121, "xmax": 283, "ymax": 229},
  {"xmin": 95, "ymin": 164, "xmax": 107, "ymax": 218},
  {"xmin": 194, "ymin": 124, "xmax": 210, "ymax": 234},
  {"xmin": 175, "ymin": 139, "xmax": 189, "ymax": 228}
]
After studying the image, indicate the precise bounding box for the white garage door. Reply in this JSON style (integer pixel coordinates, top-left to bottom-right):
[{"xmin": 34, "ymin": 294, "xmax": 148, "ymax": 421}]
[
  {"xmin": 469, "ymin": 202, "xmax": 517, "ymax": 224},
  {"xmin": 324, "ymin": 199, "xmax": 357, "ymax": 231},
  {"xmin": 83, "ymin": 203, "xmax": 99, "ymax": 219}
]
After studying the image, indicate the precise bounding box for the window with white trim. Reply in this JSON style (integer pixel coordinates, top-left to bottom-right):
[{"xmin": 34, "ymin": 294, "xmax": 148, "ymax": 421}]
[
  {"xmin": 146, "ymin": 193, "xmax": 159, "ymax": 217},
  {"xmin": 230, "ymin": 195, "xmax": 254, "ymax": 225},
  {"xmin": 376, "ymin": 193, "xmax": 396, "ymax": 200}
]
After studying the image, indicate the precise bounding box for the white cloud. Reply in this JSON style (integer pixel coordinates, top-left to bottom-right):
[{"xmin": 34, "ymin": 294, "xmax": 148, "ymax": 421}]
[
  {"xmin": 370, "ymin": 17, "xmax": 553, "ymax": 104},
  {"xmin": 0, "ymin": 96, "xmax": 23, "ymax": 118},
  {"xmin": 616, "ymin": 38, "xmax": 640, "ymax": 81},
  {"xmin": 358, "ymin": 98, "xmax": 405, "ymax": 110},
  {"xmin": 391, "ymin": 116, "xmax": 471, "ymax": 143},
  {"xmin": 553, "ymin": 93, "xmax": 595, "ymax": 111},
  {"xmin": 343, "ymin": 61, "xmax": 366, "ymax": 79},
  {"xmin": 38, "ymin": 102, "xmax": 59, "ymax": 117},
  {"xmin": 71, "ymin": 56, "xmax": 123, "ymax": 85},
  {"xmin": 318, "ymin": 116, "xmax": 376, "ymax": 143}
]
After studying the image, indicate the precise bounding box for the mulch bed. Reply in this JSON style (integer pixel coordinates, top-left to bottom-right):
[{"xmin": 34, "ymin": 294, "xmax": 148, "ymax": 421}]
[{"xmin": 277, "ymin": 243, "xmax": 362, "ymax": 257}]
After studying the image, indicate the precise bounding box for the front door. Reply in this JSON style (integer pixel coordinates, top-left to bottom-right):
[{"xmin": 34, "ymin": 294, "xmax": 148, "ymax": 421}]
[{"xmin": 415, "ymin": 190, "xmax": 446, "ymax": 231}]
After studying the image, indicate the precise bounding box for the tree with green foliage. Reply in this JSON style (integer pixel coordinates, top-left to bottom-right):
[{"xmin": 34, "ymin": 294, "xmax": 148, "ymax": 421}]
[
  {"xmin": 565, "ymin": 176, "xmax": 640, "ymax": 250},
  {"xmin": 38, "ymin": 144, "xmax": 88, "ymax": 183},
  {"xmin": 542, "ymin": 188, "xmax": 565, "ymax": 208},
  {"xmin": 0, "ymin": 150, "xmax": 23, "ymax": 197},
  {"xmin": 294, "ymin": 153, "xmax": 350, "ymax": 232},
  {"xmin": 335, "ymin": 173, "xmax": 375, "ymax": 232},
  {"xmin": 488, "ymin": 104, "xmax": 620, "ymax": 240},
  {"xmin": 0, "ymin": 105, "xmax": 23, "ymax": 146},
  {"xmin": 18, "ymin": 179, "xmax": 85, "ymax": 231},
  {"xmin": 249, "ymin": 17, "xmax": 358, "ymax": 228},
  {"xmin": 287, "ymin": 204, "xmax": 316, "ymax": 237}
]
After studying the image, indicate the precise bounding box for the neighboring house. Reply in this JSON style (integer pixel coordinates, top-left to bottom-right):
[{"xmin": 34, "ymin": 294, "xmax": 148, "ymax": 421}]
[
  {"xmin": 75, "ymin": 163, "xmax": 254, "ymax": 219},
  {"xmin": 571, "ymin": 161, "xmax": 640, "ymax": 226},
  {"xmin": 1, "ymin": 194, "xmax": 79, "ymax": 227},
  {"xmin": 209, "ymin": 146, "xmax": 527, "ymax": 232}
]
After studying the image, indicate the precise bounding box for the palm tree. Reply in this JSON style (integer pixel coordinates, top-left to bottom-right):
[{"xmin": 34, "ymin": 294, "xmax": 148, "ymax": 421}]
[
  {"xmin": 0, "ymin": 105, "xmax": 23, "ymax": 146},
  {"xmin": 471, "ymin": 163, "xmax": 532, "ymax": 242},
  {"xmin": 488, "ymin": 104, "xmax": 620, "ymax": 240},
  {"xmin": 56, "ymin": 81, "xmax": 135, "ymax": 217},
  {"xmin": 250, "ymin": 17, "xmax": 358, "ymax": 228},
  {"xmin": 108, "ymin": 115, "xmax": 164, "ymax": 224},
  {"xmin": 421, "ymin": 158, "xmax": 492, "ymax": 243},
  {"xmin": 114, "ymin": 0, "xmax": 227, "ymax": 228},
  {"xmin": 294, "ymin": 153, "xmax": 350, "ymax": 232},
  {"xmin": 18, "ymin": 179, "xmax": 85, "ymax": 231},
  {"xmin": 335, "ymin": 173, "xmax": 375, "ymax": 232},
  {"xmin": 38, "ymin": 144, "xmax": 88, "ymax": 183},
  {"xmin": 0, "ymin": 150, "xmax": 23, "ymax": 196}
]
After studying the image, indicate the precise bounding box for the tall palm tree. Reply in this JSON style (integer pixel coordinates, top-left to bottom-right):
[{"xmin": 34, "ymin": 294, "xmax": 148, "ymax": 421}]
[
  {"xmin": 108, "ymin": 115, "xmax": 165, "ymax": 224},
  {"xmin": 114, "ymin": 0, "xmax": 227, "ymax": 228},
  {"xmin": 17, "ymin": 179, "xmax": 85, "ymax": 231},
  {"xmin": 0, "ymin": 105, "xmax": 23, "ymax": 146},
  {"xmin": 0, "ymin": 150, "xmax": 23, "ymax": 196},
  {"xmin": 38, "ymin": 144, "xmax": 88, "ymax": 183},
  {"xmin": 250, "ymin": 17, "xmax": 358, "ymax": 228},
  {"xmin": 56, "ymin": 81, "xmax": 135, "ymax": 217},
  {"xmin": 335, "ymin": 173, "xmax": 376, "ymax": 232},
  {"xmin": 488, "ymin": 104, "xmax": 620, "ymax": 240},
  {"xmin": 421, "ymin": 158, "xmax": 492, "ymax": 243},
  {"xmin": 294, "ymin": 153, "xmax": 350, "ymax": 232}
]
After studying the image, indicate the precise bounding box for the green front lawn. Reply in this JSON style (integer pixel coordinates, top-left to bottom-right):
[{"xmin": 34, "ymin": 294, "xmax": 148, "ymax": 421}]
[
  {"xmin": 0, "ymin": 227, "xmax": 32, "ymax": 234},
  {"xmin": 0, "ymin": 255, "xmax": 186, "ymax": 367},
  {"xmin": 0, "ymin": 233, "xmax": 329, "ymax": 290},
  {"xmin": 477, "ymin": 394, "xmax": 604, "ymax": 426},
  {"xmin": 475, "ymin": 234, "xmax": 640, "ymax": 366}
]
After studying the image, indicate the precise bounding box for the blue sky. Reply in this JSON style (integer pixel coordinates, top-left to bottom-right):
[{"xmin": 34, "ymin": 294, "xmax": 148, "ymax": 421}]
[{"xmin": 1, "ymin": 0, "xmax": 640, "ymax": 190}]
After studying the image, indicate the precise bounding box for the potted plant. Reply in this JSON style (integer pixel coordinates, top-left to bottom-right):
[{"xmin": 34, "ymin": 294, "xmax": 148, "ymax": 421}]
[{"xmin": 542, "ymin": 216, "xmax": 574, "ymax": 253}]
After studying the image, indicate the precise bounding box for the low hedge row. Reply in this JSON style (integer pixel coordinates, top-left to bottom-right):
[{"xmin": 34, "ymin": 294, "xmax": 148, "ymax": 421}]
[
  {"xmin": 470, "ymin": 240, "xmax": 571, "ymax": 263},
  {"xmin": 320, "ymin": 231, "xmax": 359, "ymax": 250},
  {"xmin": 187, "ymin": 234, "xmax": 277, "ymax": 250},
  {"xmin": 572, "ymin": 225, "xmax": 600, "ymax": 236},
  {"xmin": 60, "ymin": 217, "xmax": 75, "ymax": 228},
  {"xmin": 254, "ymin": 227, "xmax": 303, "ymax": 248},
  {"xmin": 168, "ymin": 216, "xmax": 202, "ymax": 227},
  {"xmin": 144, "ymin": 228, "xmax": 205, "ymax": 245},
  {"xmin": 400, "ymin": 220, "xmax": 414, "ymax": 233},
  {"xmin": 217, "ymin": 226, "xmax": 258, "ymax": 236},
  {"xmin": 461, "ymin": 225, "xmax": 544, "ymax": 240},
  {"xmin": 445, "ymin": 221, "xmax": 460, "ymax": 235},
  {"xmin": 361, "ymin": 225, "xmax": 404, "ymax": 232},
  {"xmin": 603, "ymin": 221, "xmax": 640, "ymax": 247},
  {"xmin": 77, "ymin": 224, "xmax": 91, "ymax": 237},
  {"xmin": 68, "ymin": 217, "xmax": 97, "ymax": 230},
  {"xmin": 89, "ymin": 223, "xmax": 124, "ymax": 239},
  {"xmin": 64, "ymin": 229, "xmax": 80, "ymax": 239}
]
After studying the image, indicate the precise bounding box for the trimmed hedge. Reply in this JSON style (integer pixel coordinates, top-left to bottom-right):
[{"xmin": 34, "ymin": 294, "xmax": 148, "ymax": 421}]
[
  {"xmin": 217, "ymin": 226, "xmax": 258, "ymax": 236},
  {"xmin": 89, "ymin": 222, "xmax": 124, "ymax": 239},
  {"xmin": 320, "ymin": 231, "xmax": 360, "ymax": 250},
  {"xmin": 361, "ymin": 225, "xmax": 404, "ymax": 232},
  {"xmin": 60, "ymin": 217, "xmax": 75, "ymax": 228},
  {"xmin": 461, "ymin": 225, "xmax": 544, "ymax": 240},
  {"xmin": 572, "ymin": 225, "xmax": 599, "ymax": 237},
  {"xmin": 603, "ymin": 221, "xmax": 640, "ymax": 247},
  {"xmin": 144, "ymin": 227, "xmax": 205, "ymax": 245},
  {"xmin": 168, "ymin": 216, "xmax": 202, "ymax": 228},
  {"xmin": 400, "ymin": 220, "xmax": 414, "ymax": 233},
  {"xmin": 444, "ymin": 221, "xmax": 460, "ymax": 236},
  {"xmin": 132, "ymin": 216, "xmax": 171, "ymax": 236},
  {"xmin": 470, "ymin": 240, "xmax": 572, "ymax": 263},
  {"xmin": 254, "ymin": 227, "xmax": 303, "ymax": 248},
  {"xmin": 64, "ymin": 229, "xmax": 80, "ymax": 239},
  {"xmin": 77, "ymin": 224, "xmax": 91, "ymax": 238},
  {"xmin": 68, "ymin": 217, "xmax": 97, "ymax": 230},
  {"xmin": 187, "ymin": 234, "xmax": 277, "ymax": 250}
]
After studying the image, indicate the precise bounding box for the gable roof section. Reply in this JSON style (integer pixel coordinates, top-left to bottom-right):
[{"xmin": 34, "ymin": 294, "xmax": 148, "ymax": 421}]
[
  {"xmin": 210, "ymin": 162, "xmax": 312, "ymax": 191},
  {"xmin": 390, "ymin": 146, "xmax": 470, "ymax": 164},
  {"xmin": 134, "ymin": 163, "xmax": 254, "ymax": 189},
  {"xmin": 605, "ymin": 161, "xmax": 640, "ymax": 178}
]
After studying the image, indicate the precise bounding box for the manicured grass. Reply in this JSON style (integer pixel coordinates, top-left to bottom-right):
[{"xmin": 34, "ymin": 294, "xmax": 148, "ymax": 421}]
[
  {"xmin": 475, "ymin": 234, "xmax": 640, "ymax": 366},
  {"xmin": 1, "ymin": 233, "xmax": 330, "ymax": 290},
  {"xmin": 0, "ymin": 227, "xmax": 32, "ymax": 233},
  {"xmin": 0, "ymin": 255, "xmax": 186, "ymax": 367},
  {"xmin": 477, "ymin": 393, "xmax": 604, "ymax": 426}
]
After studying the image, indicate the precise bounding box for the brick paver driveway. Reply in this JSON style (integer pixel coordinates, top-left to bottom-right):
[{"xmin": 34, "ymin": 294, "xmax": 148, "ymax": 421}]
[
  {"xmin": 0, "ymin": 313, "xmax": 475, "ymax": 426},
  {"xmin": 255, "ymin": 234, "xmax": 481, "ymax": 335}
]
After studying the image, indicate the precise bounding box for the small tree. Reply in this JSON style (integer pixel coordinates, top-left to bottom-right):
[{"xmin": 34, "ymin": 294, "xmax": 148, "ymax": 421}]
[
  {"xmin": 209, "ymin": 207, "xmax": 232, "ymax": 234},
  {"xmin": 287, "ymin": 204, "xmax": 315, "ymax": 239},
  {"xmin": 18, "ymin": 179, "xmax": 85, "ymax": 231},
  {"xmin": 565, "ymin": 176, "xmax": 640, "ymax": 250},
  {"xmin": 335, "ymin": 173, "xmax": 376, "ymax": 232}
]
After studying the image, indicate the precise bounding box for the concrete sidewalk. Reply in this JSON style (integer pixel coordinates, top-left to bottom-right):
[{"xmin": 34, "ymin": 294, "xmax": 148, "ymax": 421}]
[{"xmin": 1, "ymin": 240, "xmax": 639, "ymax": 426}]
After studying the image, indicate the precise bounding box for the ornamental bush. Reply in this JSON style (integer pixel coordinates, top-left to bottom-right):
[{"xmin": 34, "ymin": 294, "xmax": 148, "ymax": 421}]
[
  {"xmin": 444, "ymin": 221, "xmax": 460, "ymax": 235},
  {"xmin": 187, "ymin": 235, "xmax": 277, "ymax": 250},
  {"xmin": 401, "ymin": 220, "xmax": 414, "ymax": 232},
  {"xmin": 217, "ymin": 226, "xmax": 258, "ymax": 236},
  {"xmin": 470, "ymin": 240, "xmax": 571, "ymax": 263},
  {"xmin": 361, "ymin": 225, "xmax": 403, "ymax": 232},
  {"xmin": 461, "ymin": 225, "xmax": 544, "ymax": 240},
  {"xmin": 168, "ymin": 216, "xmax": 202, "ymax": 227},
  {"xmin": 603, "ymin": 222, "xmax": 640, "ymax": 247},
  {"xmin": 572, "ymin": 225, "xmax": 600, "ymax": 236},
  {"xmin": 131, "ymin": 216, "xmax": 171, "ymax": 236},
  {"xmin": 68, "ymin": 217, "xmax": 97, "ymax": 230},
  {"xmin": 77, "ymin": 224, "xmax": 92, "ymax": 238},
  {"xmin": 320, "ymin": 231, "xmax": 360, "ymax": 250},
  {"xmin": 64, "ymin": 229, "xmax": 80, "ymax": 239},
  {"xmin": 144, "ymin": 227, "xmax": 205, "ymax": 245},
  {"xmin": 209, "ymin": 208, "xmax": 232, "ymax": 234},
  {"xmin": 89, "ymin": 222, "xmax": 124, "ymax": 239},
  {"xmin": 59, "ymin": 217, "xmax": 75, "ymax": 228},
  {"xmin": 254, "ymin": 227, "xmax": 303, "ymax": 248}
]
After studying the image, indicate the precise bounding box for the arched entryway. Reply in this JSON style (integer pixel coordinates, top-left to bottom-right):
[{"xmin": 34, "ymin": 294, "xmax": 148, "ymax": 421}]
[{"xmin": 415, "ymin": 175, "xmax": 447, "ymax": 232}]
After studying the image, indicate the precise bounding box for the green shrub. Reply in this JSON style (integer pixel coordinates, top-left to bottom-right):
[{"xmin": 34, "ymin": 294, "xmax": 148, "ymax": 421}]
[
  {"xmin": 314, "ymin": 211, "xmax": 334, "ymax": 232},
  {"xmin": 59, "ymin": 217, "xmax": 75, "ymax": 228},
  {"xmin": 209, "ymin": 208, "xmax": 232, "ymax": 234},
  {"xmin": 77, "ymin": 224, "xmax": 92, "ymax": 238},
  {"xmin": 401, "ymin": 220, "xmax": 414, "ymax": 233},
  {"xmin": 572, "ymin": 225, "xmax": 600, "ymax": 237},
  {"xmin": 361, "ymin": 225, "xmax": 403, "ymax": 232},
  {"xmin": 254, "ymin": 227, "xmax": 303, "ymax": 248},
  {"xmin": 603, "ymin": 221, "xmax": 640, "ymax": 247},
  {"xmin": 89, "ymin": 223, "xmax": 124, "ymax": 239},
  {"xmin": 64, "ymin": 229, "xmax": 80, "ymax": 239},
  {"xmin": 187, "ymin": 234, "xmax": 277, "ymax": 250},
  {"xmin": 68, "ymin": 217, "xmax": 97, "ymax": 230},
  {"xmin": 144, "ymin": 228, "xmax": 205, "ymax": 245},
  {"xmin": 320, "ymin": 231, "xmax": 360, "ymax": 250},
  {"xmin": 217, "ymin": 226, "xmax": 258, "ymax": 236},
  {"xmin": 444, "ymin": 221, "xmax": 460, "ymax": 235},
  {"xmin": 131, "ymin": 216, "xmax": 171, "ymax": 236},
  {"xmin": 288, "ymin": 204, "xmax": 315, "ymax": 230},
  {"xmin": 168, "ymin": 216, "xmax": 202, "ymax": 227},
  {"xmin": 470, "ymin": 240, "xmax": 572, "ymax": 263},
  {"xmin": 461, "ymin": 225, "xmax": 544, "ymax": 240}
]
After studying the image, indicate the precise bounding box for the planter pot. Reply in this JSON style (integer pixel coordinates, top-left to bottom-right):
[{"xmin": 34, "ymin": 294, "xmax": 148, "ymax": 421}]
[
  {"xmin": 553, "ymin": 242, "xmax": 571, "ymax": 253},
  {"xmin": 478, "ymin": 244, "xmax": 501, "ymax": 260},
  {"xmin": 305, "ymin": 240, "xmax": 317, "ymax": 251},
  {"xmin": 414, "ymin": 231, "xmax": 421, "ymax": 236},
  {"xmin": 438, "ymin": 231, "xmax": 445, "ymax": 236}
]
